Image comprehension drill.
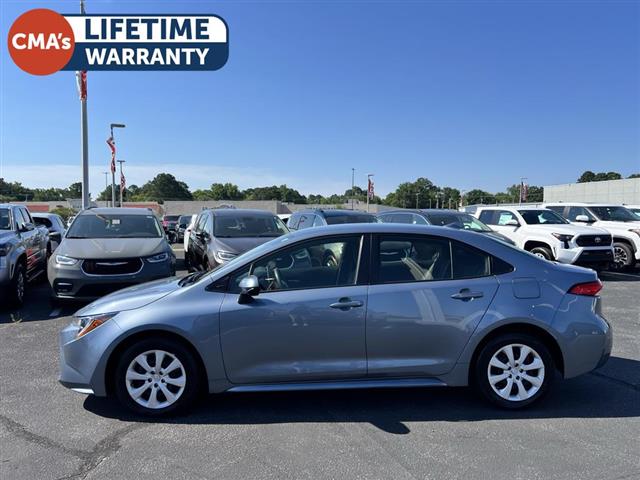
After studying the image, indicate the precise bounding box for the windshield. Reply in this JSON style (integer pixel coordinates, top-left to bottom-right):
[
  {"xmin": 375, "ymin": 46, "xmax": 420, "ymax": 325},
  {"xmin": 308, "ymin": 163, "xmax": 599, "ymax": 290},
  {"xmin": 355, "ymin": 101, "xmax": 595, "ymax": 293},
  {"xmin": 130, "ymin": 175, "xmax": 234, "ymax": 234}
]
[
  {"xmin": 325, "ymin": 214, "xmax": 377, "ymax": 225},
  {"xmin": 426, "ymin": 212, "xmax": 493, "ymax": 232},
  {"xmin": 66, "ymin": 213, "xmax": 163, "ymax": 238},
  {"xmin": 518, "ymin": 209, "xmax": 568, "ymax": 225},
  {"xmin": 0, "ymin": 208, "xmax": 10, "ymax": 230},
  {"xmin": 163, "ymin": 215, "xmax": 180, "ymax": 222},
  {"xmin": 178, "ymin": 215, "xmax": 192, "ymax": 225},
  {"xmin": 214, "ymin": 215, "xmax": 288, "ymax": 238},
  {"xmin": 590, "ymin": 206, "xmax": 639, "ymax": 222}
]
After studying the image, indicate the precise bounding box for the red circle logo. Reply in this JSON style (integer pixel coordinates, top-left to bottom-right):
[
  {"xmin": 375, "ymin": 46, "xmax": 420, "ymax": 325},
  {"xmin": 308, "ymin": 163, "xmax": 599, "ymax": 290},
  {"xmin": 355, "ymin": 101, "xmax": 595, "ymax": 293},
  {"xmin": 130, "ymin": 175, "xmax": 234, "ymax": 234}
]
[{"xmin": 8, "ymin": 9, "xmax": 75, "ymax": 76}]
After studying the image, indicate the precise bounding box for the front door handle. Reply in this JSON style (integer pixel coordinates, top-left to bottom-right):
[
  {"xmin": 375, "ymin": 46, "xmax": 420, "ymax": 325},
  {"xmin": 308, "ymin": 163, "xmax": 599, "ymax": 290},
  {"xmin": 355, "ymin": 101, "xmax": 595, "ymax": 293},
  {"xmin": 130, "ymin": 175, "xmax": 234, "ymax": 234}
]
[
  {"xmin": 329, "ymin": 297, "xmax": 364, "ymax": 310},
  {"xmin": 451, "ymin": 289, "xmax": 484, "ymax": 301}
]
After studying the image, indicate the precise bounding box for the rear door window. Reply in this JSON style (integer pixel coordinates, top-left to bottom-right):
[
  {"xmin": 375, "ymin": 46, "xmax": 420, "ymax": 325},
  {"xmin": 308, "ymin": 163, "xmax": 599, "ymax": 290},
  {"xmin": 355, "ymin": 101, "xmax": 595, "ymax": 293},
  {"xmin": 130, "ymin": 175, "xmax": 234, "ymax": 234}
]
[
  {"xmin": 451, "ymin": 240, "xmax": 491, "ymax": 279},
  {"xmin": 375, "ymin": 235, "xmax": 452, "ymax": 283}
]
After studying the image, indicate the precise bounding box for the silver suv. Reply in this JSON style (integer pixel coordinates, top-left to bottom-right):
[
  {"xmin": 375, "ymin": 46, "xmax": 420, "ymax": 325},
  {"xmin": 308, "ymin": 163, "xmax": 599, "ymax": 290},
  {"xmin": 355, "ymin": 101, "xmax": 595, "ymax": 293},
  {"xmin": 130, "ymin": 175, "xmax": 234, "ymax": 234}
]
[{"xmin": 48, "ymin": 208, "xmax": 176, "ymax": 302}]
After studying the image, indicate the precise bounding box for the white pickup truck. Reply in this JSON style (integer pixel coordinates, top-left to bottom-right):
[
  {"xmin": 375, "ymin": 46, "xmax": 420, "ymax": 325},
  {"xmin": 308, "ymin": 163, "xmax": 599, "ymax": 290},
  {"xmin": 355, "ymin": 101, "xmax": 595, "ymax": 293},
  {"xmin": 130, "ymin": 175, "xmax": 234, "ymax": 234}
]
[
  {"xmin": 544, "ymin": 203, "xmax": 640, "ymax": 270},
  {"xmin": 474, "ymin": 206, "xmax": 614, "ymax": 270}
]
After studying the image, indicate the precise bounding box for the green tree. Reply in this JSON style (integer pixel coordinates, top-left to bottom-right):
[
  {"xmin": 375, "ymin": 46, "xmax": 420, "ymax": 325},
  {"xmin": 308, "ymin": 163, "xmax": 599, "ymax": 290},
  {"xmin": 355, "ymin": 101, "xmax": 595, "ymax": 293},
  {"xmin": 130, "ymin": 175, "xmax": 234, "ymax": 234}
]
[
  {"xmin": 50, "ymin": 206, "xmax": 76, "ymax": 221},
  {"xmin": 628, "ymin": 173, "xmax": 640, "ymax": 179},
  {"xmin": 210, "ymin": 183, "xmax": 244, "ymax": 200},
  {"xmin": 137, "ymin": 174, "xmax": 192, "ymax": 202},
  {"xmin": 67, "ymin": 182, "xmax": 82, "ymax": 198},
  {"xmin": 384, "ymin": 177, "xmax": 438, "ymax": 208}
]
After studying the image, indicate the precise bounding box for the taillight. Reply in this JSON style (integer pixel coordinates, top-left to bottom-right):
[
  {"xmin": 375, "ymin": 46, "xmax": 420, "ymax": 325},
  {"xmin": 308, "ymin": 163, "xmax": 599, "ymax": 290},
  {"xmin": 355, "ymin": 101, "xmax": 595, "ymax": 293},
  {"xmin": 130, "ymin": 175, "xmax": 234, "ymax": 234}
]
[{"xmin": 568, "ymin": 280, "xmax": 602, "ymax": 296}]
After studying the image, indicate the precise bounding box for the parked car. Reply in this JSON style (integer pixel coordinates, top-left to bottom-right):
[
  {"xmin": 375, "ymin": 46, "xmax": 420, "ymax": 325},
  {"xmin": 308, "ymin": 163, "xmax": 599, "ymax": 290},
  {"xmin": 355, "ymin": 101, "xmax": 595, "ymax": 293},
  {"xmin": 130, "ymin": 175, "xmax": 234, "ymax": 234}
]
[
  {"xmin": 377, "ymin": 209, "xmax": 515, "ymax": 245},
  {"xmin": 182, "ymin": 214, "xmax": 198, "ymax": 264},
  {"xmin": 32, "ymin": 212, "xmax": 66, "ymax": 251},
  {"xmin": 58, "ymin": 223, "xmax": 611, "ymax": 415},
  {"xmin": 287, "ymin": 209, "xmax": 376, "ymax": 230},
  {"xmin": 161, "ymin": 215, "xmax": 181, "ymax": 243},
  {"xmin": 66, "ymin": 215, "xmax": 76, "ymax": 228},
  {"xmin": 544, "ymin": 203, "xmax": 640, "ymax": 270},
  {"xmin": 176, "ymin": 215, "xmax": 196, "ymax": 242},
  {"xmin": 48, "ymin": 208, "xmax": 176, "ymax": 302},
  {"xmin": 625, "ymin": 205, "xmax": 640, "ymax": 219},
  {"xmin": 0, "ymin": 204, "xmax": 49, "ymax": 306},
  {"xmin": 188, "ymin": 209, "xmax": 289, "ymax": 271},
  {"xmin": 474, "ymin": 206, "xmax": 613, "ymax": 270}
]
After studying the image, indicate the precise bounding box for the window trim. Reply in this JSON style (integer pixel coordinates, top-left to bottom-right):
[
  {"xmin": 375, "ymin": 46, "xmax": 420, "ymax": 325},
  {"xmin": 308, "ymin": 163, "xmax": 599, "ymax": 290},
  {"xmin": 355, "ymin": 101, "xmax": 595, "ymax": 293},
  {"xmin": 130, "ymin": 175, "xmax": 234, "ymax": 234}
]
[{"xmin": 223, "ymin": 233, "xmax": 367, "ymax": 294}]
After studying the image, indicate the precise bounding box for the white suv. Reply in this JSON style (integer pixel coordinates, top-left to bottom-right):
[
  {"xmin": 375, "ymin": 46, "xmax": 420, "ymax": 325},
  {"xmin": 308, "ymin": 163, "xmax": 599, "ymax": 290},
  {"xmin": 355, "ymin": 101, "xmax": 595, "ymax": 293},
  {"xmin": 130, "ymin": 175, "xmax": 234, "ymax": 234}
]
[
  {"xmin": 475, "ymin": 206, "xmax": 613, "ymax": 269},
  {"xmin": 544, "ymin": 203, "xmax": 640, "ymax": 270}
]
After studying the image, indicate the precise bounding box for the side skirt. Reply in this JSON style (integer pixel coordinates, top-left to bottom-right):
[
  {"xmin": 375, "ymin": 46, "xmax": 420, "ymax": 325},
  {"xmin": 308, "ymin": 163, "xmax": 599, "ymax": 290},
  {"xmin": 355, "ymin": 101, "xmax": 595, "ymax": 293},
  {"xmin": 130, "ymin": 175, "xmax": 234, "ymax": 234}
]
[{"xmin": 226, "ymin": 377, "xmax": 447, "ymax": 393}]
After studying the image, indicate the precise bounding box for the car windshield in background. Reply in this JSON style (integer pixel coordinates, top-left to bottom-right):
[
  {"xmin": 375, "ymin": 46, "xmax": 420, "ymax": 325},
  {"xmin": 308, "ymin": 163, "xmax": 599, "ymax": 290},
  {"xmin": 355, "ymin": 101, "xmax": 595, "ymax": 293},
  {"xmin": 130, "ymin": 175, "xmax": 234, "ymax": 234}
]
[
  {"xmin": 325, "ymin": 214, "xmax": 376, "ymax": 225},
  {"xmin": 0, "ymin": 208, "xmax": 10, "ymax": 229},
  {"xmin": 66, "ymin": 214, "xmax": 163, "ymax": 238},
  {"xmin": 164, "ymin": 215, "xmax": 180, "ymax": 222},
  {"xmin": 426, "ymin": 213, "xmax": 493, "ymax": 232},
  {"xmin": 518, "ymin": 209, "xmax": 567, "ymax": 225},
  {"xmin": 590, "ymin": 206, "xmax": 639, "ymax": 222},
  {"xmin": 214, "ymin": 215, "xmax": 288, "ymax": 238},
  {"xmin": 178, "ymin": 215, "xmax": 192, "ymax": 225}
]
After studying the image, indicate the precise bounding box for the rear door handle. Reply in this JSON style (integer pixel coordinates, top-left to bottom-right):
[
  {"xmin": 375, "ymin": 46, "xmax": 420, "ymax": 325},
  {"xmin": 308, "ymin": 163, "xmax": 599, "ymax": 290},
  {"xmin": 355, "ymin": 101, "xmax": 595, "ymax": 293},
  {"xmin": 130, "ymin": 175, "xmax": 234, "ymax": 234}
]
[
  {"xmin": 329, "ymin": 298, "xmax": 364, "ymax": 310},
  {"xmin": 451, "ymin": 289, "xmax": 484, "ymax": 301}
]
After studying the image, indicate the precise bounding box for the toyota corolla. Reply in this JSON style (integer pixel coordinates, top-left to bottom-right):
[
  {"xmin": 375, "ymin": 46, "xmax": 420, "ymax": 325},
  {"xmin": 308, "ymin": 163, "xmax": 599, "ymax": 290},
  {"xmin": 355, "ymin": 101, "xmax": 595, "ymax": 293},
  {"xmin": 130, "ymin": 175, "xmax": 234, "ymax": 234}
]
[{"xmin": 59, "ymin": 223, "xmax": 611, "ymax": 415}]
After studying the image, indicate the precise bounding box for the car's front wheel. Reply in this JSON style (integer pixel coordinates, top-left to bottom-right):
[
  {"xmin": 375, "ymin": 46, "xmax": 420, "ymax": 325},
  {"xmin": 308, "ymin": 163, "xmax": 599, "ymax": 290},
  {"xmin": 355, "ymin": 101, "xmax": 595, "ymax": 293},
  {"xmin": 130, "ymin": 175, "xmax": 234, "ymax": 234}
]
[
  {"xmin": 612, "ymin": 242, "xmax": 634, "ymax": 271},
  {"xmin": 114, "ymin": 338, "xmax": 201, "ymax": 416},
  {"xmin": 529, "ymin": 246, "xmax": 553, "ymax": 261},
  {"xmin": 474, "ymin": 334, "xmax": 554, "ymax": 409}
]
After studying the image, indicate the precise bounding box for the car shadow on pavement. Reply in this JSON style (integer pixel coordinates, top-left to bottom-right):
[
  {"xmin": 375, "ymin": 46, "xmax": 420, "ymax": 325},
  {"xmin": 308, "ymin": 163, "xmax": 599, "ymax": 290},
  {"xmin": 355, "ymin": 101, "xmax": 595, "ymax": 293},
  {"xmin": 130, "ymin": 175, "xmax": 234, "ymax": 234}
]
[{"xmin": 83, "ymin": 356, "xmax": 640, "ymax": 434}]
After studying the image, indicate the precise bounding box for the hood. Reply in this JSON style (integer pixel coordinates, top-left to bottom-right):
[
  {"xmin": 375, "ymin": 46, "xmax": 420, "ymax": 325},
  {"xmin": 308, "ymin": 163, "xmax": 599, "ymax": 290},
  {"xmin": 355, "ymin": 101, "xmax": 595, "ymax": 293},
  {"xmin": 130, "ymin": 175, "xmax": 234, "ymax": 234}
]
[
  {"xmin": 527, "ymin": 224, "xmax": 607, "ymax": 235},
  {"xmin": 213, "ymin": 236, "xmax": 276, "ymax": 255},
  {"xmin": 57, "ymin": 237, "xmax": 167, "ymax": 259},
  {"xmin": 592, "ymin": 220, "xmax": 640, "ymax": 231},
  {"xmin": 0, "ymin": 231, "xmax": 15, "ymax": 242},
  {"xmin": 75, "ymin": 276, "xmax": 180, "ymax": 316}
]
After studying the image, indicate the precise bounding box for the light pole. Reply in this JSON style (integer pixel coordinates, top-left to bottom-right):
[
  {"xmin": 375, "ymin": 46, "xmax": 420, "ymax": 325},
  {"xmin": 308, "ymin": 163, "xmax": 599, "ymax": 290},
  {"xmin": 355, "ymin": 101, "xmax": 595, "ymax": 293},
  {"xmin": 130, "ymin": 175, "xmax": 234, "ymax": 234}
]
[
  {"xmin": 351, "ymin": 168, "xmax": 355, "ymax": 210},
  {"xmin": 110, "ymin": 123, "xmax": 126, "ymax": 208},
  {"xmin": 366, "ymin": 174, "xmax": 374, "ymax": 212},
  {"xmin": 117, "ymin": 160, "xmax": 125, "ymax": 207},
  {"xmin": 102, "ymin": 172, "xmax": 108, "ymax": 206}
]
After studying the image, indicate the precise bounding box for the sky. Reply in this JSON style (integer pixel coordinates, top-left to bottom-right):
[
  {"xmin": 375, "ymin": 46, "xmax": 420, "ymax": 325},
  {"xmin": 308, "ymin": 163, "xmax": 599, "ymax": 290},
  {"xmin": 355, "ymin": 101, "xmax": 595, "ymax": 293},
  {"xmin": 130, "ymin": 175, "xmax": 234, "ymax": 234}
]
[{"xmin": 1, "ymin": 0, "xmax": 639, "ymax": 198}]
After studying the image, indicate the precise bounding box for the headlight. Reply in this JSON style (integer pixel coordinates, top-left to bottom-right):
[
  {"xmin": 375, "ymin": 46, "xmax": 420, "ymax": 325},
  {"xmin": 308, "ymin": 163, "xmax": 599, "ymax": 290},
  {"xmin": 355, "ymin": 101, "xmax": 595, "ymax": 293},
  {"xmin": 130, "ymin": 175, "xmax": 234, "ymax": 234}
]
[
  {"xmin": 628, "ymin": 229, "xmax": 640, "ymax": 237},
  {"xmin": 215, "ymin": 250, "xmax": 237, "ymax": 261},
  {"xmin": 0, "ymin": 243, "xmax": 10, "ymax": 257},
  {"xmin": 146, "ymin": 252, "xmax": 169, "ymax": 263},
  {"xmin": 55, "ymin": 254, "xmax": 78, "ymax": 266},
  {"xmin": 551, "ymin": 233, "xmax": 573, "ymax": 248},
  {"xmin": 75, "ymin": 313, "xmax": 117, "ymax": 338}
]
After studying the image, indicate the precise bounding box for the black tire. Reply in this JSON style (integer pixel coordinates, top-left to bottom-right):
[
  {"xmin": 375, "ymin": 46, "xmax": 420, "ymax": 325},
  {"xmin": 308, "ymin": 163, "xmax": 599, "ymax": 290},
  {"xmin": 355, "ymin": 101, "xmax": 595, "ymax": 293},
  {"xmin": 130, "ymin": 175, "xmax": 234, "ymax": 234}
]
[
  {"xmin": 529, "ymin": 246, "xmax": 553, "ymax": 261},
  {"xmin": 114, "ymin": 337, "xmax": 201, "ymax": 416},
  {"xmin": 612, "ymin": 242, "xmax": 634, "ymax": 271},
  {"xmin": 8, "ymin": 263, "xmax": 26, "ymax": 307},
  {"xmin": 474, "ymin": 333, "xmax": 555, "ymax": 409}
]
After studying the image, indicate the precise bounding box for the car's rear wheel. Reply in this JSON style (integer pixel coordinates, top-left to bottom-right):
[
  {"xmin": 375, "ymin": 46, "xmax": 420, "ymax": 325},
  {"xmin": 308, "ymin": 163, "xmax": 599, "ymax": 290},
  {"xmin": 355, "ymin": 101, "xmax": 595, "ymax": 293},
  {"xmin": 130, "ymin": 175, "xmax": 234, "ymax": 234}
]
[
  {"xmin": 529, "ymin": 246, "xmax": 553, "ymax": 261},
  {"xmin": 474, "ymin": 334, "xmax": 554, "ymax": 409},
  {"xmin": 114, "ymin": 338, "xmax": 201, "ymax": 416}
]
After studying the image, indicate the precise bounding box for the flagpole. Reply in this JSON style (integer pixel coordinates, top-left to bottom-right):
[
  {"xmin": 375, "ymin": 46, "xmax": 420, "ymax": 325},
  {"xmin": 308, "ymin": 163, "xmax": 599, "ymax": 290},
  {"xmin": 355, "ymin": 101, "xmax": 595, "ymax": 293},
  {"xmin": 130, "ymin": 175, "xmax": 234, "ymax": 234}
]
[
  {"xmin": 110, "ymin": 125, "xmax": 116, "ymax": 207},
  {"xmin": 117, "ymin": 160, "xmax": 125, "ymax": 207},
  {"xmin": 79, "ymin": 0, "xmax": 89, "ymax": 210}
]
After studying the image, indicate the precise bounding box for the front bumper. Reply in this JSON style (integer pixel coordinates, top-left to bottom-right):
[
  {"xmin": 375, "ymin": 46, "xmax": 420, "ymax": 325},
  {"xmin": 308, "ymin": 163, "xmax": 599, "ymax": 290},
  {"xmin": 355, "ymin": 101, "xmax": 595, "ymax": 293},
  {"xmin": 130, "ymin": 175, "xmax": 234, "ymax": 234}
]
[
  {"xmin": 554, "ymin": 246, "xmax": 613, "ymax": 266},
  {"xmin": 58, "ymin": 316, "xmax": 123, "ymax": 396},
  {"xmin": 0, "ymin": 264, "xmax": 10, "ymax": 286},
  {"xmin": 49, "ymin": 258, "xmax": 174, "ymax": 301}
]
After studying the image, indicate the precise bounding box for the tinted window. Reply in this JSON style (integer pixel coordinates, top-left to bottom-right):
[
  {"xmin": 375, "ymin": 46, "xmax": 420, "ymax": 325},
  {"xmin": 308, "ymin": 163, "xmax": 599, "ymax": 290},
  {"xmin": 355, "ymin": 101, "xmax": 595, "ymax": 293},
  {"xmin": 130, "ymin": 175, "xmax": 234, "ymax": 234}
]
[
  {"xmin": 313, "ymin": 215, "xmax": 325, "ymax": 227},
  {"xmin": 14, "ymin": 208, "xmax": 27, "ymax": 228},
  {"xmin": 195, "ymin": 213, "xmax": 208, "ymax": 233},
  {"xmin": 451, "ymin": 240, "xmax": 491, "ymax": 279},
  {"xmin": 325, "ymin": 214, "xmax": 376, "ymax": 225},
  {"xmin": 33, "ymin": 217, "xmax": 52, "ymax": 228},
  {"xmin": 376, "ymin": 236, "xmax": 451, "ymax": 283},
  {"xmin": 390, "ymin": 213, "xmax": 414, "ymax": 224},
  {"xmin": 66, "ymin": 214, "xmax": 163, "ymax": 238},
  {"xmin": 287, "ymin": 214, "xmax": 300, "ymax": 230},
  {"xmin": 546, "ymin": 206, "xmax": 566, "ymax": 216},
  {"xmin": 214, "ymin": 215, "xmax": 288, "ymax": 238},
  {"xmin": 589, "ymin": 206, "xmax": 638, "ymax": 222},
  {"xmin": 566, "ymin": 206, "xmax": 595, "ymax": 222},
  {"xmin": 229, "ymin": 235, "xmax": 362, "ymax": 293},
  {"xmin": 0, "ymin": 208, "xmax": 10, "ymax": 230},
  {"xmin": 426, "ymin": 213, "xmax": 492, "ymax": 232},
  {"xmin": 377, "ymin": 214, "xmax": 395, "ymax": 223},
  {"xmin": 178, "ymin": 215, "xmax": 192, "ymax": 225},
  {"xmin": 518, "ymin": 209, "xmax": 567, "ymax": 225},
  {"xmin": 163, "ymin": 215, "xmax": 180, "ymax": 222},
  {"xmin": 296, "ymin": 215, "xmax": 314, "ymax": 230}
]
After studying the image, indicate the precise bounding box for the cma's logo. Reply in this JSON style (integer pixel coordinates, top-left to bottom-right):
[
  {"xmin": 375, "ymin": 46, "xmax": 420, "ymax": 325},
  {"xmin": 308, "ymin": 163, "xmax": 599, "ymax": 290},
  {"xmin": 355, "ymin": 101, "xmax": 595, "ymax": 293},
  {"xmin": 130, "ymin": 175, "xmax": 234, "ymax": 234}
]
[{"xmin": 11, "ymin": 32, "xmax": 72, "ymax": 51}]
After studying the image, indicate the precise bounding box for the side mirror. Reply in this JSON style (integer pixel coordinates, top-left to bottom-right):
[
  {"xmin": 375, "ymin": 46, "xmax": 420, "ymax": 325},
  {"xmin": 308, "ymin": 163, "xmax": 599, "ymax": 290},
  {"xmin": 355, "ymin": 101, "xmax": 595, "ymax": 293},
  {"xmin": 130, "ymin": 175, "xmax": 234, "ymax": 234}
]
[
  {"xmin": 238, "ymin": 275, "xmax": 260, "ymax": 304},
  {"xmin": 50, "ymin": 232, "xmax": 62, "ymax": 242},
  {"xmin": 505, "ymin": 219, "xmax": 519, "ymax": 227},
  {"xmin": 575, "ymin": 215, "xmax": 590, "ymax": 222}
]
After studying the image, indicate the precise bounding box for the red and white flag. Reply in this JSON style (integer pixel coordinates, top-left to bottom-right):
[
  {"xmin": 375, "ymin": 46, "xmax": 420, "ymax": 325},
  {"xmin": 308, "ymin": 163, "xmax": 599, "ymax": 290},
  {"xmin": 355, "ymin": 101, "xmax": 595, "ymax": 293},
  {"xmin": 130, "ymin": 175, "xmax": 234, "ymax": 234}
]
[
  {"xmin": 106, "ymin": 136, "xmax": 116, "ymax": 173},
  {"xmin": 120, "ymin": 169, "xmax": 126, "ymax": 194},
  {"xmin": 520, "ymin": 182, "xmax": 528, "ymax": 202},
  {"xmin": 75, "ymin": 71, "xmax": 87, "ymax": 100},
  {"xmin": 367, "ymin": 178, "xmax": 375, "ymax": 200}
]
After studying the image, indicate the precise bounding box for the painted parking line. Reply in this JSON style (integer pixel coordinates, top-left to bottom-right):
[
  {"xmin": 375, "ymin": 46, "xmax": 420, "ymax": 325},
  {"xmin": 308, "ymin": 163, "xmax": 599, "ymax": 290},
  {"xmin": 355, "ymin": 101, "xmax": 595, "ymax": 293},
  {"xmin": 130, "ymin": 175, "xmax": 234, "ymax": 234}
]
[{"xmin": 602, "ymin": 271, "xmax": 640, "ymax": 280}]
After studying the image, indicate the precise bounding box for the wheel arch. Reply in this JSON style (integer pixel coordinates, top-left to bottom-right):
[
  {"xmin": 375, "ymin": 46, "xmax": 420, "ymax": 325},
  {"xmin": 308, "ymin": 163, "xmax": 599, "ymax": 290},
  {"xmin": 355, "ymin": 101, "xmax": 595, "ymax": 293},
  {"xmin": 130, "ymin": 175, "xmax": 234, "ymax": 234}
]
[
  {"xmin": 523, "ymin": 240, "xmax": 553, "ymax": 252},
  {"xmin": 104, "ymin": 329, "xmax": 208, "ymax": 396},
  {"xmin": 468, "ymin": 322, "xmax": 565, "ymax": 384},
  {"xmin": 612, "ymin": 236, "xmax": 636, "ymax": 253}
]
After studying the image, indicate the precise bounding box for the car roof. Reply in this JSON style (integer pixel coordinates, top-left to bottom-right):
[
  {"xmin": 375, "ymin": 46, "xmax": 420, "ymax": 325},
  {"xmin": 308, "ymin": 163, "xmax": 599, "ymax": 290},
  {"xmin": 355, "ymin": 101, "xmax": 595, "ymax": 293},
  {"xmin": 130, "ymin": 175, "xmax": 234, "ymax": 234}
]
[
  {"xmin": 544, "ymin": 202, "xmax": 623, "ymax": 207},
  {"xmin": 477, "ymin": 206, "xmax": 548, "ymax": 211},
  {"xmin": 297, "ymin": 209, "xmax": 374, "ymax": 217},
  {"xmin": 78, "ymin": 208, "xmax": 153, "ymax": 216},
  {"xmin": 210, "ymin": 208, "xmax": 276, "ymax": 217}
]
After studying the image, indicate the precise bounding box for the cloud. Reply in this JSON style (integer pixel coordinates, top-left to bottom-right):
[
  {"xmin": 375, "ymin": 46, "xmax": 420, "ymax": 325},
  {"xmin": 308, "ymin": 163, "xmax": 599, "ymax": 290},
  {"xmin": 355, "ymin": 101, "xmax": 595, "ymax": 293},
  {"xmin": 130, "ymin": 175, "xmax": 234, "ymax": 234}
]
[{"xmin": 0, "ymin": 162, "xmax": 351, "ymax": 197}]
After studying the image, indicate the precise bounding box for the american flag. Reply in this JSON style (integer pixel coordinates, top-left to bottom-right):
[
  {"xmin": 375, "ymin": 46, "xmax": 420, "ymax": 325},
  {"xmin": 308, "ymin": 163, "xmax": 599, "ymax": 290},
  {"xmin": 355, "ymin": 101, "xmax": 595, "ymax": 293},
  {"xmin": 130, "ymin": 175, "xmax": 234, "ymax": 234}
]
[
  {"xmin": 367, "ymin": 177, "xmax": 375, "ymax": 199},
  {"xmin": 520, "ymin": 182, "xmax": 528, "ymax": 202},
  {"xmin": 120, "ymin": 169, "xmax": 126, "ymax": 193},
  {"xmin": 75, "ymin": 71, "xmax": 87, "ymax": 100},
  {"xmin": 106, "ymin": 136, "xmax": 116, "ymax": 173}
]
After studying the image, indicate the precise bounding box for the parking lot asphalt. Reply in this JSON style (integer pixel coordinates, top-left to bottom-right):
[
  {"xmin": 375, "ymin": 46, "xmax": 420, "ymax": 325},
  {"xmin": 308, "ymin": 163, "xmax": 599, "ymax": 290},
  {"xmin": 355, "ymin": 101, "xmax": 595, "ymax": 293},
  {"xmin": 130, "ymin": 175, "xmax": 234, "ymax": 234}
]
[{"xmin": 1, "ymin": 247, "xmax": 639, "ymax": 480}]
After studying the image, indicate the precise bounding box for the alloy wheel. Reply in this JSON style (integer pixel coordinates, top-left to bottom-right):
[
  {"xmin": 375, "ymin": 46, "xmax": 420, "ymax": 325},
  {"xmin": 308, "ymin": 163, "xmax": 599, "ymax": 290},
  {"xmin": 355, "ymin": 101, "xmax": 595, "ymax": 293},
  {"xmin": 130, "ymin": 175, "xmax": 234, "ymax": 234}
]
[
  {"xmin": 125, "ymin": 350, "xmax": 187, "ymax": 409},
  {"xmin": 613, "ymin": 246, "xmax": 628, "ymax": 267},
  {"xmin": 487, "ymin": 344, "xmax": 545, "ymax": 402},
  {"xmin": 15, "ymin": 269, "xmax": 25, "ymax": 302}
]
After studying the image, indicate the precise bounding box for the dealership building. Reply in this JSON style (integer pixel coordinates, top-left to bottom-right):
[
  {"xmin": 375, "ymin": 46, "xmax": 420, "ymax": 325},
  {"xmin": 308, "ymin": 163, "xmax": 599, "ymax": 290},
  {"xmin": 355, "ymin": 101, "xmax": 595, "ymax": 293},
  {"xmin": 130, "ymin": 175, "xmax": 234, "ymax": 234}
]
[{"xmin": 543, "ymin": 178, "xmax": 640, "ymax": 204}]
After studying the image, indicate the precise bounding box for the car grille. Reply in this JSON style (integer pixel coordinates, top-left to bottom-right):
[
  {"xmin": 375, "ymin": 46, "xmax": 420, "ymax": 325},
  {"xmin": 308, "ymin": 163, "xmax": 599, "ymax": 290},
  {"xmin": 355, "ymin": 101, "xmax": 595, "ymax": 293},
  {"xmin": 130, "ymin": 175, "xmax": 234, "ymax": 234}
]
[
  {"xmin": 82, "ymin": 258, "xmax": 143, "ymax": 275},
  {"xmin": 575, "ymin": 235, "xmax": 612, "ymax": 247}
]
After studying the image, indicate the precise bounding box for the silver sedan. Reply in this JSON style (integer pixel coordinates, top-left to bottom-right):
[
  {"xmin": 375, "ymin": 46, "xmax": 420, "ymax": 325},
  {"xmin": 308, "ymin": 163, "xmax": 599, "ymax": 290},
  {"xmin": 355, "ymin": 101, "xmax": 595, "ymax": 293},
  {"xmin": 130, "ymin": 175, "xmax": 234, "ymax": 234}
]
[{"xmin": 59, "ymin": 223, "xmax": 611, "ymax": 416}]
